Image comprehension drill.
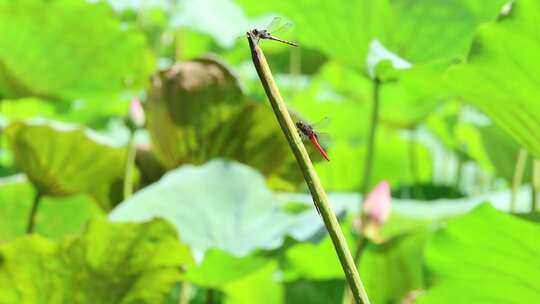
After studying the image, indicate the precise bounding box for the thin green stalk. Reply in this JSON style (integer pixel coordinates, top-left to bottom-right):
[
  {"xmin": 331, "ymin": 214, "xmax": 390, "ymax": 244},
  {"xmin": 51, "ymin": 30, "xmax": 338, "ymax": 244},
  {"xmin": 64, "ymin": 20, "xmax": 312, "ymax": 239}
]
[
  {"xmin": 455, "ymin": 152, "xmax": 463, "ymax": 190},
  {"xmin": 0, "ymin": 98, "xmax": 3, "ymax": 152},
  {"xmin": 123, "ymin": 132, "xmax": 137, "ymax": 199},
  {"xmin": 360, "ymin": 78, "xmax": 381, "ymax": 199},
  {"xmin": 179, "ymin": 282, "xmax": 191, "ymax": 304},
  {"xmin": 206, "ymin": 288, "xmax": 214, "ymax": 304},
  {"xmin": 26, "ymin": 191, "xmax": 42, "ymax": 234},
  {"xmin": 349, "ymin": 79, "xmax": 382, "ymax": 300},
  {"xmin": 175, "ymin": 30, "xmax": 183, "ymax": 61},
  {"xmin": 532, "ymin": 160, "xmax": 540, "ymax": 213},
  {"xmin": 408, "ymin": 127, "xmax": 423, "ymax": 199},
  {"xmin": 247, "ymin": 32, "xmax": 370, "ymax": 304},
  {"xmin": 343, "ymin": 77, "xmax": 381, "ymax": 304},
  {"xmin": 511, "ymin": 148, "xmax": 527, "ymax": 211},
  {"xmin": 342, "ymin": 237, "xmax": 369, "ymax": 304},
  {"xmin": 408, "ymin": 129, "xmax": 418, "ymax": 186}
]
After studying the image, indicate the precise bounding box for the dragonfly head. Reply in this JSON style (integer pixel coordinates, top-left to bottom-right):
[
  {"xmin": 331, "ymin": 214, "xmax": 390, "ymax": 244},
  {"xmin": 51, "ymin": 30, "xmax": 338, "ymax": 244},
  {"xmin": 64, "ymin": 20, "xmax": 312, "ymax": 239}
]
[{"xmin": 251, "ymin": 29, "xmax": 268, "ymax": 37}]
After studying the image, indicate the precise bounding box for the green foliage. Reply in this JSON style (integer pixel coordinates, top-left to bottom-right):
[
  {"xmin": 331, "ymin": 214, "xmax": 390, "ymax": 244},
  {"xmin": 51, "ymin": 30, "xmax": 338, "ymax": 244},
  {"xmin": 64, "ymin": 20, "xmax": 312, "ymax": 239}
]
[
  {"xmin": 284, "ymin": 279, "xmax": 345, "ymax": 304},
  {"xmin": 314, "ymin": 128, "xmax": 432, "ymax": 191},
  {"xmin": 282, "ymin": 215, "xmax": 429, "ymax": 303},
  {"xmin": 146, "ymin": 57, "xmax": 302, "ymax": 189},
  {"xmin": 186, "ymin": 249, "xmax": 268, "ymax": 288},
  {"xmin": 387, "ymin": 0, "xmax": 507, "ymax": 63},
  {"xmin": 110, "ymin": 160, "xmax": 302, "ymax": 258},
  {"xmin": 238, "ymin": 0, "xmax": 391, "ymax": 70},
  {"xmin": 282, "ymin": 224, "xmax": 353, "ymax": 281},
  {"xmin": 5, "ymin": 120, "xmax": 127, "ymax": 210},
  {"xmin": 479, "ymin": 124, "xmax": 531, "ymax": 183},
  {"xmin": 0, "ymin": 0, "xmax": 537, "ymax": 302},
  {"xmin": 288, "ymin": 62, "xmax": 434, "ymax": 190},
  {"xmin": 0, "ymin": 0, "xmax": 153, "ymax": 101},
  {"xmin": 447, "ymin": 0, "xmax": 540, "ymax": 158},
  {"xmin": 0, "ymin": 175, "xmax": 102, "ymax": 242},
  {"xmin": 420, "ymin": 204, "xmax": 540, "ymax": 303},
  {"xmin": 360, "ymin": 232, "xmax": 428, "ymax": 304},
  {"xmin": 223, "ymin": 261, "xmax": 284, "ymax": 304},
  {"xmin": 379, "ymin": 61, "xmax": 451, "ymax": 128},
  {"xmin": 0, "ymin": 175, "xmax": 34, "ymax": 240},
  {"xmin": 238, "ymin": 0, "xmax": 506, "ymax": 70},
  {"xmin": 0, "ymin": 218, "xmax": 194, "ymax": 304}
]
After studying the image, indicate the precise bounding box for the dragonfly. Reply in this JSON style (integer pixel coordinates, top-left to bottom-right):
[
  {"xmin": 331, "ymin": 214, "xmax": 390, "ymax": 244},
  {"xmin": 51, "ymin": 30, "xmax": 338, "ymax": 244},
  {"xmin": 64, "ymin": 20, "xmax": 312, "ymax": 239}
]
[
  {"xmin": 296, "ymin": 118, "xmax": 331, "ymax": 161},
  {"xmin": 250, "ymin": 17, "xmax": 299, "ymax": 47}
]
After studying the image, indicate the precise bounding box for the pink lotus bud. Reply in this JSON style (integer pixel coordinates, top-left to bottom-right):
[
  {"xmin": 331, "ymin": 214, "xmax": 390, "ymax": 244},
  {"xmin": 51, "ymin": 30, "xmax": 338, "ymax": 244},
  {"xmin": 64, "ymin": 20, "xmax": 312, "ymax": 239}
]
[
  {"xmin": 129, "ymin": 98, "xmax": 145, "ymax": 128},
  {"xmin": 363, "ymin": 180, "xmax": 391, "ymax": 225}
]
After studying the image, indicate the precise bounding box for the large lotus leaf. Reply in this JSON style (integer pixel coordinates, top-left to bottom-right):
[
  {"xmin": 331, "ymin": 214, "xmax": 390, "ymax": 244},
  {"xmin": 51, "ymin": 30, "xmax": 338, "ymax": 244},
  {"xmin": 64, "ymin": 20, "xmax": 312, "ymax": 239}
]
[
  {"xmin": 419, "ymin": 204, "xmax": 540, "ymax": 303},
  {"xmin": 0, "ymin": 0, "xmax": 153, "ymax": 101},
  {"xmin": 387, "ymin": 0, "xmax": 507, "ymax": 63},
  {"xmin": 237, "ymin": 0, "xmax": 506, "ymax": 70},
  {"xmin": 5, "ymin": 120, "xmax": 127, "ymax": 210},
  {"xmin": 0, "ymin": 218, "xmax": 194, "ymax": 304},
  {"xmin": 147, "ymin": 57, "xmax": 301, "ymax": 190},
  {"xmin": 109, "ymin": 159, "xmax": 298, "ymax": 259},
  {"xmin": 446, "ymin": 0, "xmax": 540, "ymax": 159},
  {"xmin": 0, "ymin": 175, "xmax": 103, "ymax": 242},
  {"xmin": 237, "ymin": 0, "xmax": 392, "ymax": 69}
]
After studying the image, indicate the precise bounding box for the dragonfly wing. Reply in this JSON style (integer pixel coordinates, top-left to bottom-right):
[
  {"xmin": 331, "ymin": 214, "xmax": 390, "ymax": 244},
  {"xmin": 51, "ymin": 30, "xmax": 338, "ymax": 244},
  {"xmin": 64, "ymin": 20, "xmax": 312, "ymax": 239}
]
[
  {"xmin": 311, "ymin": 117, "xmax": 331, "ymax": 129},
  {"xmin": 271, "ymin": 22, "xmax": 293, "ymax": 35},
  {"xmin": 315, "ymin": 132, "xmax": 333, "ymax": 148},
  {"xmin": 266, "ymin": 16, "xmax": 283, "ymax": 32}
]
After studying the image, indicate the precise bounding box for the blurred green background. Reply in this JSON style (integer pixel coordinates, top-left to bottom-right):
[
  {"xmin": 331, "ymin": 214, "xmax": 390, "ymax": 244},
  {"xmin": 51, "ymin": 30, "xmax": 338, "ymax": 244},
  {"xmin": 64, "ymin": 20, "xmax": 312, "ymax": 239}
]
[{"xmin": 0, "ymin": 0, "xmax": 539, "ymax": 303}]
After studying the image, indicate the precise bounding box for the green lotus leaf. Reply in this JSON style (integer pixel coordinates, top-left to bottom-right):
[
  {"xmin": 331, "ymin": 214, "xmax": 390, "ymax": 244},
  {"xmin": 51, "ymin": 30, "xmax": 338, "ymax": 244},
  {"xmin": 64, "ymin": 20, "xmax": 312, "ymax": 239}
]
[
  {"xmin": 419, "ymin": 204, "xmax": 540, "ymax": 303},
  {"xmin": 446, "ymin": 0, "xmax": 540, "ymax": 158},
  {"xmin": 110, "ymin": 160, "xmax": 298, "ymax": 259},
  {"xmin": 146, "ymin": 57, "xmax": 302, "ymax": 190},
  {"xmin": 0, "ymin": 218, "xmax": 194, "ymax": 303},
  {"xmin": 0, "ymin": 0, "xmax": 154, "ymax": 101},
  {"xmin": 5, "ymin": 120, "xmax": 127, "ymax": 210},
  {"xmin": 0, "ymin": 175, "xmax": 103, "ymax": 242}
]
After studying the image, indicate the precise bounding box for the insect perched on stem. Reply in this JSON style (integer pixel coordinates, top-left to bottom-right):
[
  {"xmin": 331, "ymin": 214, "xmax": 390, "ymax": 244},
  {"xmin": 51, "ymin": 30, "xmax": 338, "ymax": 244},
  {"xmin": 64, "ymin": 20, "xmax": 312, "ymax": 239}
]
[
  {"xmin": 296, "ymin": 119, "xmax": 331, "ymax": 162},
  {"xmin": 250, "ymin": 17, "xmax": 299, "ymax": 47}
]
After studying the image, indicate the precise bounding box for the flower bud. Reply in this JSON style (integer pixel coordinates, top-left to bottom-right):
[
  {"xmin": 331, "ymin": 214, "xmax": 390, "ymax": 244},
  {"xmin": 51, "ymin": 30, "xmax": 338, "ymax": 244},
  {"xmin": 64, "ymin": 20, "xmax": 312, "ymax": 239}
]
[
  {"xmin": 357, "ymin": 180, "xmax": 391, "ymax": 242},
  {"xmin": 363, "ymin": 180, "xmax": 391, "ymax": 225},
  {"xmin": 128, "ymin": 98, "xmax": 145, "ymax": 128}
]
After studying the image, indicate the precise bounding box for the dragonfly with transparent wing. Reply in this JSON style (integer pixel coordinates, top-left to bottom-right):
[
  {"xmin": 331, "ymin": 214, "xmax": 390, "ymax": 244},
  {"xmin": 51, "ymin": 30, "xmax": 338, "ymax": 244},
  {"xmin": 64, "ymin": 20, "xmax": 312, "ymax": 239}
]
[
  {"xmin": 296, "ymin": 117, "xmax": 331, "ymax": 161},
  {"xmin": 250, "ymin": 17, "xmax": 299, "ymax": 47}
]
